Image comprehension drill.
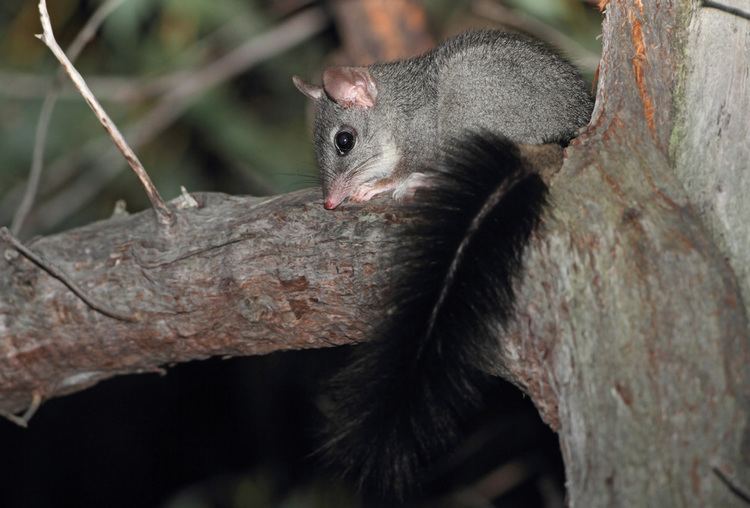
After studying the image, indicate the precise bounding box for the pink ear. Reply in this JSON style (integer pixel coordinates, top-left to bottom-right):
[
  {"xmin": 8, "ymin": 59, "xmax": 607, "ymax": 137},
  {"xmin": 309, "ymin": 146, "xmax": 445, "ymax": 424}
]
[
  {"xmin": 292, "ymin": 75, "xmax": 324, "ymax": 100},
  {"xmin": 322, "ymin": 67, "xmax": 378, "ymax": 109}
]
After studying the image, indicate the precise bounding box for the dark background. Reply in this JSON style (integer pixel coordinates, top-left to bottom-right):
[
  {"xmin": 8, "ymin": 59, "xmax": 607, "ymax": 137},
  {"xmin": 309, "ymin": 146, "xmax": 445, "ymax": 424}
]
[
  {"xmin": 0, "ymin": 350, "xmax": 565, "ymax": 507},
  {"xmin": 0, "ymin": 1, "xmax": 601, "ymax": 506}
]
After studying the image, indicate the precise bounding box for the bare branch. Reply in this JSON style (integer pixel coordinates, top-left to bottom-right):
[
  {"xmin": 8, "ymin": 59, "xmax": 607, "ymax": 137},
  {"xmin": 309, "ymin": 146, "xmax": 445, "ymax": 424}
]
[
  {"xmin": 0, "ymin": 70, "xmax": 196, "ymax": 102},
  {"xmin": 712, "ymin": 464, "xmax": 750, "ymax": 504},
  {"xmin": 0, "ymin": 190, "xmax": 396, "ymax": 415},
  {"xmin": 11, "ymin": 0, "xmax": 127, "ymax": 237},
  {"xmin": 0, "ymin": 18, "xmax": 260, "ymax": 103},
  {"xmin": 11, "ymin": 91, "xmax": 57, "ymax": 236},
  {"xmin": 0, "ymin": 392, "xmax": 42, "ymax": 428},
  {"xmin": 1, "ymin": 6, "xmax": 328, "ymax": 235},
  {"xmin": 66, "ymin": 0, "xmax": 128, "ymax": 60},
  {"xmin": 702, "ymin": 0, "xmax": 750, "ymax": 20},
  {"xmin": 35, "ymin": 0, "xmax": 174, "ymax": 226}
]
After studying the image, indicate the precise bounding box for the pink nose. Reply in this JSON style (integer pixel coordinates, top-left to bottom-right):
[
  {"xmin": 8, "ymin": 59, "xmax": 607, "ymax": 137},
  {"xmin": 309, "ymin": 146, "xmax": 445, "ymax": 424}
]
[{"xmin": 324, "ymin": 198, "xmax": 340, "ymax": 210}]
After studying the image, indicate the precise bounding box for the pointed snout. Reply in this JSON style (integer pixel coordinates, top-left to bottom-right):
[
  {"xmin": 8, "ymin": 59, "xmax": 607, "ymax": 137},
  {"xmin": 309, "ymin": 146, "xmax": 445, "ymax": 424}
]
[
  {"xmin": 324, "ymin": 196, "xmax": 343, "ymax": 210},
  {"xmin": 323, "ymin": 179, "xmax": 348, "ymax": 210}
]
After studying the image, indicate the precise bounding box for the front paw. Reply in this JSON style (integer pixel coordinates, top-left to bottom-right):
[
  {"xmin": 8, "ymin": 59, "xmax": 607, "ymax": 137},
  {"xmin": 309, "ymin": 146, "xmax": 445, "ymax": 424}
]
[{"xmin": 350, "ymin": 179, "xmax": 395, "ymax": 202}]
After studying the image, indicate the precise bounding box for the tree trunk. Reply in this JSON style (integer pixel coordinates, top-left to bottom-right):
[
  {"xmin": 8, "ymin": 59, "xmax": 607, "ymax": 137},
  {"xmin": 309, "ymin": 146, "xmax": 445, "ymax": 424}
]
[
  {"xmin": 0, "ymin": 0, "xmax": 748, "ymax": 505},
  {"xmin": 496, "ymin": 1, "xmax": 749, "ymax": 505}
]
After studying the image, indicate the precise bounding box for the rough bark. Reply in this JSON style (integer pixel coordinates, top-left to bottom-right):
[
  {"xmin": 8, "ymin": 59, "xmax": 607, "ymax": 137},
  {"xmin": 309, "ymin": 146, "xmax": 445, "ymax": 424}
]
[
  {"xmin": 495, "ymin": 1, "xmax": 750, "ymax": 505},
  {"xmin": 673, "ymin": 1, "xmax": 750, "ymax": 312},
  {"xmin": 0, "ymin": 0, "xmax": 748, "ymax": 505},
  {"xmin": 0, "ymin": 190, "xmax": 402, "ymax": 416}
]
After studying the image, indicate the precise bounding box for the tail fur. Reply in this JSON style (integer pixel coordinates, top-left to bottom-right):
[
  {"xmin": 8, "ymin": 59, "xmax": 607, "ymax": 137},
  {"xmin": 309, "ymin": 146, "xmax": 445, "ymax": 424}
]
[{"xmin": 321, "ymin": 132, "xmax": 550, "ymax": 501}]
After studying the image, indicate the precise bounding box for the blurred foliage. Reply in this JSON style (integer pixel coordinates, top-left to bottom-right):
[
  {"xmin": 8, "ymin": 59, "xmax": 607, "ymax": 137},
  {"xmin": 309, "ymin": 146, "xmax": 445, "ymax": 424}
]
[
  {"xmin": 0, "ymin": 0, "xmax": 600, "ymax": 237},
  {"xmin": 506, "ymin": 0, "xmax": 601, "ymax": 49},
  {"xmin": 0, "ymin": 1, "xmax": 601, "ymax": 506}
]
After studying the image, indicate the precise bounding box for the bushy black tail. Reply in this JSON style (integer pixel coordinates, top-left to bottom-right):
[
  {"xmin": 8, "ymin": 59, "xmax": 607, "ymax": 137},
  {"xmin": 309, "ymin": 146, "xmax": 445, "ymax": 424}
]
[{"xmin": 321, "ymin": 132, "xmax": 550, "ymax": 501}]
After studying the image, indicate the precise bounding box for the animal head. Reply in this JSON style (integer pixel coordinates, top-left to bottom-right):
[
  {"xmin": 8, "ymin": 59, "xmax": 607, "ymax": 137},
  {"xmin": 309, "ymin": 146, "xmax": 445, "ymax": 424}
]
[{"xmin": 294, "ymin": 67, "xmax": 398, "ymax": 209}]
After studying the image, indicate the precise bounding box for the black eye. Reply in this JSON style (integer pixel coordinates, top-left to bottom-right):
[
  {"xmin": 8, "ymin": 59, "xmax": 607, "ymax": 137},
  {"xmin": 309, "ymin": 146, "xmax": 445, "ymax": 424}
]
[{"xmin": 334, "ymin": 129, "xmax": 356, "ymax": 155}]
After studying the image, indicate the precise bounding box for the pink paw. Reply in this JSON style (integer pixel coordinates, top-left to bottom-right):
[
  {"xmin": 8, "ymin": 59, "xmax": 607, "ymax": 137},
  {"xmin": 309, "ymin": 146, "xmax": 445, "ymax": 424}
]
[{"xmin": 350, "ymin": 181, "xmax": 392, "ymax": 202}]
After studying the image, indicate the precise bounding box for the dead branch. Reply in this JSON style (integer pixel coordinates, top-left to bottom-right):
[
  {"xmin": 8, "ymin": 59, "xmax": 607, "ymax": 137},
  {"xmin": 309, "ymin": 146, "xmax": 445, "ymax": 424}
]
[
  {"xmin": 0, "ymin": 17, "xmax": 260, "ymax": 103},
  {"xmin": 12, "ymin": 0, "xmax": 126, "ymax": 237},
  {"xmin": 0, "ymin": 6, "xmax": 329, "ymax": 236},
  {"xmin": 702, "ymin": 0, "xmax": 750, "ymax": 20},
  {"xmin": 35, "ymin": 0, "xmax": 173, "ymax": 226}
]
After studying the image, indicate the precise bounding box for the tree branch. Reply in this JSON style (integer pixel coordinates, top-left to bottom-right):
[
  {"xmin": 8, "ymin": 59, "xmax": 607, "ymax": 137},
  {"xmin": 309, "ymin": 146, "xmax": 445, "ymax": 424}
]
[
  {"xmin": 0, "ymin": 227, "xmax": 135, "ymax": 322},
  {"xmin": 0, "ymin": 5, "xmax": 329, "ymax": 236},
  {"xmin": 11, "ymin": 0, "xmax": 126, "ymax": 237},
  {"xmin": 493, "ymin": 1, "xmax": 750, "ymax": 505},
  {"xmin": 35, "ymin": 0, "xmax": 173, "ymax": 226},
  {"xmin": 0, "ymin": 190, "xmax": 399, "ymax": 416},
  {"xmin": 702, "ymin": 0, "xmax": 750, "ymax": 20}
]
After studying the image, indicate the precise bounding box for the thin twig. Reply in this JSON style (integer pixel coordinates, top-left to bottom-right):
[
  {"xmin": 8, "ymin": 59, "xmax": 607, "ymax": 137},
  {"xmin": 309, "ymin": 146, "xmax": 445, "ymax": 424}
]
[
  {"xmin": 11, "ymin": 0, "xmax": 127, "ymax": 237},
  {"xmin": 0, "ymin": 392, "xmax": 43, "ymax": 428},
  {"xmin": 0, "ymin": 227, "xmax": 136, "ymax": 322},
  {"xmin": 471, "ymin": 0, "xmax": 601, "ymax": 73},
  {"xmin": 702, "ymin": 0, "xmax": 750, "ymax": 20},
  {"xmin": 0, "ymin": 412, "xmax": 30, "ymax": 427},
  {"xmin": 0, "ymin": 18, "xmax": 254, "ymax": 103},
  {"xmin": 20, "ymin": 6, "xmax": 328, "ymax": 234},
  {"xmin": 713, "ymin": 464, "xmax": 750, "ymax": 504},
  {"xmin": 11, "ymin": 91, "xmax": 57, "ymax": 236},
  {"xmin": 270, "ymin": 0, "xmax": 317, "ymax": 16},
  {"xmin": 0, "ymin": 70, "xmax": 182, "ymax": 102},
  {"xmin": 0, "ymin": 17, "xmax": 259, "ymax": 223},
  {"xmin": 67, "ymin": 0, "xmax": 128, "ymax": 61},
  {"xmin": 35, "ymin": 0, "xmax": 174, "ymax": 226}
]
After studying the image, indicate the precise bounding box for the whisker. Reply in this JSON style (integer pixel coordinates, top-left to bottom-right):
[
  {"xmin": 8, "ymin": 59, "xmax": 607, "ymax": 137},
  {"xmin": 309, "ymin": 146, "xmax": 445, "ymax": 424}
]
[
  {"xmin": 276, "ymin": 171, "xmax": 322, "ymax": 184},
  {"xmin": 347, "ymin": 152, "xmax": 383, "ymax": 178}
]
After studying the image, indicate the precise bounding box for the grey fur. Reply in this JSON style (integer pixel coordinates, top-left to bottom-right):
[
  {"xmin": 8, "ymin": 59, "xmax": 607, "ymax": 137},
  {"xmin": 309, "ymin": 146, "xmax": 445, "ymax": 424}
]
[{"xmin": 297, "ymin": 30, "xmax": 593, "ymax": 205}]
